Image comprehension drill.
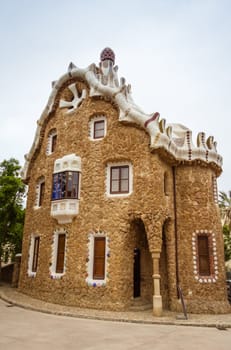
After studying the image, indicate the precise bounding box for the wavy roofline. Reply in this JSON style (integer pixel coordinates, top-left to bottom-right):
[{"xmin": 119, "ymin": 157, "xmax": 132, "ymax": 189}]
[{"xmin": 22, "ymin": 58, "xmax": 222, "ymax": 181}]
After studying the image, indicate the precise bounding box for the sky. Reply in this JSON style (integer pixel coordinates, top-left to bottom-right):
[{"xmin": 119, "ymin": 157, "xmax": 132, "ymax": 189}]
[{"xmin": 0, "ymin": 0, "xmax": 230, "ymax": 193}]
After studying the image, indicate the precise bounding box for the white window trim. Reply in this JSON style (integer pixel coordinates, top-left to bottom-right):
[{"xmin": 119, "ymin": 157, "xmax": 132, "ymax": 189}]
[
  {"xmin": 49, "ymin": 229, "xmax": 67, "ymax": 279},
  {"xmin": 106, "ymin": 161, "xmax": 133, "ymax": 198},
  {"xmin": 46, "ymin": 129, "xmax": 57, "ymax": 155},
  {"xmin": 27, "ymin": 234, "xmax": 39, "ymax": 277},
  {"xmin": 89, "ymin": 116, "xmax": 107, "ymax": 141},
  {"xmin": 34, "ymin": 177, "xmax": 45, "ymax": 209},
  {"xmin": 86, "ymin": 231, "xmax": 109, "ymax": 287},
  {"xmin": 192, "ymin": 230, "xmax": 218, "ymax": 283}
]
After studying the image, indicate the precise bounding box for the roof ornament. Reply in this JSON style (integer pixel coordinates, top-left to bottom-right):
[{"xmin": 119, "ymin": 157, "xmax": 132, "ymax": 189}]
[
  {"xmin": 97, "ymin": 47, "xmax": 119, "ymax": 88},
  {"xmin": 100, "ymin": 47, "xmax": 115, "ymax": 64}
]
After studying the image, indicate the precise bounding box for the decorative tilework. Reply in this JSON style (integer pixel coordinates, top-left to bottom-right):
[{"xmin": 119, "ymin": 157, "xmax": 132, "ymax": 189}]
[{"xmin": 192, "ymin": 230, "xmax": 218, "ymax": 283}]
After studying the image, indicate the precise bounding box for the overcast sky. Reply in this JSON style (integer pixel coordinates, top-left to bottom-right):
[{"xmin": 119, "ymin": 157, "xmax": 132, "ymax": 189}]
[{"xmin": 0, "ymin": 0, "xmax": 230, "ymax": 193}]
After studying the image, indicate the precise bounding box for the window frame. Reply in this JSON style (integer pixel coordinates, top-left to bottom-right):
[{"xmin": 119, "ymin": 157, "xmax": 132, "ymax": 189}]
[
  {"xmin": 55, "ymin": 233, "xmax": 66, "ymax": 274},
  {"xmin": 51, "ymin": 133, "xmax": 57, "ymax": 153},
  {"xmin": 34, "ymin": 177, "xmax": 45, "ymax": 209},
  {"xmin": 89, "ymin": 116, "xmax": 107, "ymax": 141},
  {"xmin": 86, "ymin": 232, "xmax": 109, "ymax": 287},
  {"xmin": 93, "ymin": 120, "xmax": 105, "ymax": 139},
  {"xmin": 47, "ymin": 129, "xmax": 57, "ymax": 155},
  {"xmin": 110, "ymin": 165, "xmax": 129, "ymax": 194},
  {"xmin": 50, "ymin": 231, "xmax": 67, "ymax": 279},
  {"xmin": 106, "ymin": 162, "xmax": 133, "ymax": 197},
  {"xmin": 38, "ymin": 181, "xmax": 45, "ymax": 207},
  {"xmin": 51, "ymin": 171, "xmax": 80, "ymax": 201},
  {"xmin": 192, "ymin": 230, "xmax": 217, "ymax": 283},
  {"xmin": 28, "ymin": 235, "xmax": 40, "ymax": 277},
  {"xmin": 197, "ymin": 235, "xmax": 211, "ymax": 276},
  {"xmin": 32, "ymin": 236, "xmax": 40, "ymax": 273},
  {"xmin": 93, "ymin": 237, "xmax": 106, "ymax": 280}
]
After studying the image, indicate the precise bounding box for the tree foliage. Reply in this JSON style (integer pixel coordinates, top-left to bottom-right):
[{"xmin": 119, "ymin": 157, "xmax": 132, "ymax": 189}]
[
  {"xmin": 219, "ymin": 191, "xmax": 231, "ymax": 262},
  {"xmin": 223, "ymin": 225, "xmax": 231, "ymax": 262},
  {"xmin": 219, "ymin": 191, "xmax": 231, "ymax": 229},
  {"xmin": 0, "ymin": 158, "xmax": 26, "ymax": 272}
]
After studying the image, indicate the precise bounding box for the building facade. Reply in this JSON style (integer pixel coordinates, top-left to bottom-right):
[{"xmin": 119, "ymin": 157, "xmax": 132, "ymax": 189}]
[{"xmin": 19, "ymin": 48, "xmax": 230, "ymax": 315}]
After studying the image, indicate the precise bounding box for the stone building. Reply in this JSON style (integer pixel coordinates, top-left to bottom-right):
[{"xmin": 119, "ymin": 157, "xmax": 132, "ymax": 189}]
[{"xmin": 19, "ymin": 48, "xmax": 230, "ymax": 315}]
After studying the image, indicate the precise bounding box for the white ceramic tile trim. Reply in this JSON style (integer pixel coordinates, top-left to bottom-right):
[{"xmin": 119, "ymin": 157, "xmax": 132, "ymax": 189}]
[{"xmin": 192, "ymin": 230, "xmax": 218, "ymax": 283}]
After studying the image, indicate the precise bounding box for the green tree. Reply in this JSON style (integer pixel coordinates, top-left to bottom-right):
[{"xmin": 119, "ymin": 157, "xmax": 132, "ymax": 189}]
[
  {"xmin": 223, "ymin": 225, "xmax": 231, "ymax": 262},
  {"xmin": 219, "ymin": 191, "xmax": 231, "ymax": 229},
  {"xmin": 0, "ymin": 158, "xmax": 25, "ymax": 277},
  {"xmin": 219, "ymin": 191, "xmax": 231, "ymax": 262}
]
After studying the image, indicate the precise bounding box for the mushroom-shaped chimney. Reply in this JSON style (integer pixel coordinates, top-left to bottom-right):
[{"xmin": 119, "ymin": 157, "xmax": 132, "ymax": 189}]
[{"xmin": 100, "ymin": 47, "xmax": 115, "ymax": 65}]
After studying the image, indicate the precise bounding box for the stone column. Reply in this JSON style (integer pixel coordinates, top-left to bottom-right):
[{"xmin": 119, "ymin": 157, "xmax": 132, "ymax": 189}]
[{"xmin": 152, "ymin": 251, "xmax": 162, "ymax": 316}]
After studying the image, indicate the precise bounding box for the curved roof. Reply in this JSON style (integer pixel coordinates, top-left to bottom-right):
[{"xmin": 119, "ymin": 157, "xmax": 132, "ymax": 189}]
[{"xmin": 22, "ymin": 49, "xmax": 222, "ymax": 181}]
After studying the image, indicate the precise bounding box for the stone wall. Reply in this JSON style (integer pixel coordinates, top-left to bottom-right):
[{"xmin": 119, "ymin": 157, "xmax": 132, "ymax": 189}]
[{"xmin": 174, "ymin": 165, "xmax": 229, "ymax": 313}]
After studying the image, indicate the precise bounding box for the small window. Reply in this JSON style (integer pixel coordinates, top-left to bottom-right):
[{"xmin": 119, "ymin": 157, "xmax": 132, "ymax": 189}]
[
  {"xmin": 35, "ymin": 177, "xmax": 45, "ymax": 208},
  {"xmin": 52, "ymin": 171, "xmax": 80, "ymax": 200},
  {"xmin": 89, "ymin": 116, "xmax": 107, "ymax": 140},
  {"xmin": 56, "ymin": 234, "xmax": 66, "ymax": 274},
  {"xmin": 93, "ymin": 237, "xmax": 106, "ymax": 280},
  {"xmin": 110, "ymin": 166, "xmax": 129, "ymax": 194},
  {"xmin": 47, "ymin": 129, "xmax": 57, "ymax": 155},
  {"xmin": 28, "ymin": 235, "xmax": 40, "ymax": 276},
  {"xmin": 39, "ymin": 181, "xmax": 45, "ymax": 206},
  {"xmin": 50, "ymin": 230, "xmax": 67, "ymax": 278},
  {"xmin": 94, "ymin": 120, "xmax": 105, "ymax": 139},
  {"xmin": 198, "ymin": 235, "xmax": 210, "ymax": 276},
  {"xmin": 51, "ymin": 134, "xmax": 57, "ymax": 153},
  {"xmin": 32, "ymin": 237, "xmax": 40, "ymax": 273}
]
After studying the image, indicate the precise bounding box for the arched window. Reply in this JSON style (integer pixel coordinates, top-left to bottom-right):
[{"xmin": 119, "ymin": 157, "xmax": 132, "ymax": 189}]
[
  {"xmin": 46, "ymin": 129, "xmax": 57, "ymax": 155},
  {"xmin": 35, "ymin": 176, "xmax": 45, "ymax": 208}
]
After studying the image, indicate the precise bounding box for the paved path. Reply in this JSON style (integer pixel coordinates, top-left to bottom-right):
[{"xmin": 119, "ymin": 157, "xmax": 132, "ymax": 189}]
[
  {"xmin": 1, "ymin": 284, "xmax": 231, "ymax": 328},
  {"xmin": 0, "ymin": 298, "xmax": 231, "ymax": 350}
]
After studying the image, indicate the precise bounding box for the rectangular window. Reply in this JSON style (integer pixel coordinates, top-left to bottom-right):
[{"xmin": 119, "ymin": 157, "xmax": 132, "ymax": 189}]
[
  {"xmin": 39, "ymin": 182, "xmax": 45, "ymax": 206},
  {"xmin": 110, "ymin": 166, "xmax": 129, "ymax": 194},
  {"xmin": 32, "ymin": 237, "xmax": 40, "ymax": 273},
  {"xmin": 93, "ymin": 237, "xmax": 106, "ymax": 280},
  {"xmin": 94, "ymin": 120, "xmax": 105, "ymax": 139},
  {"xmin": 52, "ymin": 171, "xmax": 79, "ymax": 200},
  {"xmin": 51, "ymin": 134, "xmax": 57, "ymax": 153},
  {"xmin": 56, "ymin": 234, "xmax": 66, "ymax": 273},
  {"xmin": 198, "ymin": 236, "xmax": 210, "ymax": 276}
]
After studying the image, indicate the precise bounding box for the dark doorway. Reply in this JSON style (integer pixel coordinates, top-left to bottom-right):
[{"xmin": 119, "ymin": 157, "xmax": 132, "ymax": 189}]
[{"xmin": 133, "ymin": 248, "xmax": 141, "ymax": 298}]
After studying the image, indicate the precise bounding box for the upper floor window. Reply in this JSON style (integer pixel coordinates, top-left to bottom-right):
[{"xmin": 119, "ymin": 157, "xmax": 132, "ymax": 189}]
[
  {"xmin": 39, "ymin": 181, "xmax": 45, "ymax": 206},
  {"xmin": 35, "ymin": 176, "xmax": 45, "ymax": 208},
  {"xmin": 89, "ymin": 116, "xmax": 107, "ymax": 140},
  {"xmin": 106, "ymin": 162, "xmax": 133, "ymax": 197},
  {"xmin": 94, "ymin": 120, "xmax": 105, "ymax": 139},
  {"xmin": 46, "ymin": 129, "xmax": 57, "ymax": 155},
  {"xmin": 52, "ymin": 171, "xmax": 80, "ymax": 200},
  {"xmin": 110, "ymin": 166, "xmax": 129, "ymax": 194}
]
